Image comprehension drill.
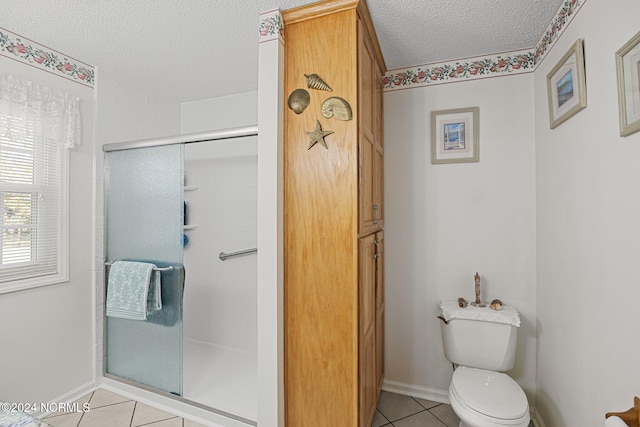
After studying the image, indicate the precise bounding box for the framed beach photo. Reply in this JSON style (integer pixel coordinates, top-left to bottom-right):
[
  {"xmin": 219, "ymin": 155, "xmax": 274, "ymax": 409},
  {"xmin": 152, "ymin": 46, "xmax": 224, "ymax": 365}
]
[
  {"xmin": 431, "ymin": 107, "xmax": 479, "ymax": 164},
  {"xmin": 546, "ymin": 39, "xmax": 587, "ymax": 129},
  {"xmin": 615, "ymin": 31, "xmax": 640, "ymax": 137}
]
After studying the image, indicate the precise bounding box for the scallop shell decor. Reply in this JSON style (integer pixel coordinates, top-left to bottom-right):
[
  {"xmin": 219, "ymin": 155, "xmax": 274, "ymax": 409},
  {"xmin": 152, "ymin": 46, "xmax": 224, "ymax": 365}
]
[
  {"xmin": 287, "ymin": 89, "xmax": 310, "ymax": 114},
  {"xmin": 321, "ymin": 97, "xmax": 353, "ymax": 121},
  {"xmin": 305, "ymin": 73, "xmax": 333, "ymax": 91}
]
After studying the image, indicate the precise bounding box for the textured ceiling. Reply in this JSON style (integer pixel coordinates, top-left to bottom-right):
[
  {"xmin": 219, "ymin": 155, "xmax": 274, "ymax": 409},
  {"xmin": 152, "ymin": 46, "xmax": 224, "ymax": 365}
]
[{"xmin": 0, "ymin": 0, "xmax": 562, "ymax": 102}]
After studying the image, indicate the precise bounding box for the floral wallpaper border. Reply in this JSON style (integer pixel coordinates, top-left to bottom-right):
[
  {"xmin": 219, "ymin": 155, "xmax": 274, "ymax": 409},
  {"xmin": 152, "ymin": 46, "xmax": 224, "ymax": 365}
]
[
  {"xmin": 383, "ymin": 0, "xmax": 587, "ymax": 92},
  {"xmin": 0, "ymin": 27, "xmax": 94, "ymax": 87},
  {"xmin": 383, "ymin": 50, "xmax": 536, "ymax": 91},
  {"xmin": 259, "ymin": 10, "xmax": 284, "ymax": 43},
  {"xmin": 533, "ymin": 0, "xmax": 585, "ymax": 66}
]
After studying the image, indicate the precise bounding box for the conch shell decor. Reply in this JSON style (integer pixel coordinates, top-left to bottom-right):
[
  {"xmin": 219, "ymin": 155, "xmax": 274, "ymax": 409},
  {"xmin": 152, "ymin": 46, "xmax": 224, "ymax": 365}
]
[
  {"xmin": 287, "ymin": 88, "xmax": 310, "ymax": 114},
  {"xmin": 305, "ymin": 73, "xmax": 333, "ymax": 91},
  {"xmin": 321, "ymin": 97, "xmax": 353, "ymax": 121}
]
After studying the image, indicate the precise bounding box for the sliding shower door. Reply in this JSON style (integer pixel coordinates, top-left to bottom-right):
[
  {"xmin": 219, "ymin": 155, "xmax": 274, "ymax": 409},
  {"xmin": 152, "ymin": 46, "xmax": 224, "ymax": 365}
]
[{"xmin": 105, "ymin": 144, "xmax": 184, "ymax": 395}]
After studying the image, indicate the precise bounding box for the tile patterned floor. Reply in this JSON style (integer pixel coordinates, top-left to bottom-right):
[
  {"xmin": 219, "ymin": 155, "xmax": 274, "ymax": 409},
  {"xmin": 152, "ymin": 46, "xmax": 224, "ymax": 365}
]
[
  {"xmin": 31, "ymin": 388, "xmax": 533, "ymax": 427},
  {"xmin": 373, "ymin": 391, "xmax": 459, "ymax": 427},
  {"xmin": 39, "ymin": 390, "xmax": 459, "ymax": 427},
  {"xmin": 40, "ymin": 389, "xmax": 206, "ymax": 427},
  {"xmin": 374, "ymin": 390, "xmax": 535, "ymax": 427}
]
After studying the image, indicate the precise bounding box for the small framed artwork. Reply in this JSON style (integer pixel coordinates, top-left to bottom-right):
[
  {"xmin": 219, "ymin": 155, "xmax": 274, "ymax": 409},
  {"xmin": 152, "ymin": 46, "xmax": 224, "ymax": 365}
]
[
  {"xmin": 546, "ymin": 39, "xmax": 587, "ymax": 129},
  {"xmin": 431, "ymin": 107, "xmax": 479, "ymax": 164},
  {"xmin": 615, "ymin": 31, "xmax": 640, "ymax": 137}
]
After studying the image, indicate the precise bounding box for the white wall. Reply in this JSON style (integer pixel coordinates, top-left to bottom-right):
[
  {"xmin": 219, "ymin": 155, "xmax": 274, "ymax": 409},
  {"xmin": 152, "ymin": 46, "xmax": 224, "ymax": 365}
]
[
  {"xmin": 384, "ymin": 75, "xmax": 537, "ymax": 402},
  {"xmin": 181, "ymin": 91, "xmax": 257, "ymax": 134},
  {"xmin": 0, "ymin": 57, "xmax": 94, "ymax": 402},
  {"xmin": 256, "ymin": 29, "xmax": 285, "ymax": 427},
  {"xmin": 94, "ymin": 71, "xmax": 181, "ymax": 379},
  {"xmin": 534, "ymin": 1, "xmax": 640, "ymax": 425}
]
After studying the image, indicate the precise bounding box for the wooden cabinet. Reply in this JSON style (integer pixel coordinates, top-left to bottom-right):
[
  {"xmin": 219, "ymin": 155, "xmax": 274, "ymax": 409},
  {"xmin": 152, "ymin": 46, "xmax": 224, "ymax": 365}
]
[
  {"xmin": 283, "ymin": 1, "xmax": 386, "ymax": 427},
  {"xmin": 375, "ymin": 231, "xmax": 384, "ymax": 393},
  {"xmin": 359, "ymin": 21, "xmax": 384, "ymax": 235},
  {"xmin": 359, "ymin": 232, "xmax": 384, "ymax": 427}
]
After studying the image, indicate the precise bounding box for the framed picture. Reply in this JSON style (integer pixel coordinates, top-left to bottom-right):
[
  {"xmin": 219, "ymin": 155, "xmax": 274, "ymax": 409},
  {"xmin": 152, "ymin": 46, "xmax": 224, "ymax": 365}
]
[
  {"xmin": 431, "ymin": 107, "xmax": 479, "ymax": 164},
  {"xmin": 615, "ymin": 31, "xmax": 640, "ymax": 137},
  {"xmin": 546, "ymin": 39, "xmax": 587, "ymax": 129}
]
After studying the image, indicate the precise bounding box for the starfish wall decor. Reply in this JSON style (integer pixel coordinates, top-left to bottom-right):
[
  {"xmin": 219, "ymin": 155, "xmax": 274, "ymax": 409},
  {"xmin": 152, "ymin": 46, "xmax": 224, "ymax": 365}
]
[{"xmin": 306, "ymin": 120, "xmax": 333, "ymax": 150}]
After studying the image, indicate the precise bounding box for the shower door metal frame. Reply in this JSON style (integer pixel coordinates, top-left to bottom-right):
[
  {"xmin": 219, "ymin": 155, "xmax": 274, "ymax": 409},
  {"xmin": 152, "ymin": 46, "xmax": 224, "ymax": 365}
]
[
  {"xmin": 102, "ymin": 125, "xmax": 259, "ymax": 427},
  {"xmin": 102, "ymin": 125, "xmax": 258, "ymax": 152}
]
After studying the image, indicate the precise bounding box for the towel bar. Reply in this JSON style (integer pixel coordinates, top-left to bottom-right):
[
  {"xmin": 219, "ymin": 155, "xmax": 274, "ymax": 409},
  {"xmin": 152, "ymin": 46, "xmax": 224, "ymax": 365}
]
[
  {"xmin": 104, "ymin": 261, "xmax": 182, "ymax": 271},
  {"xmin": 219, "ymin": 248, "xmax": 257, "ymax": 261}
]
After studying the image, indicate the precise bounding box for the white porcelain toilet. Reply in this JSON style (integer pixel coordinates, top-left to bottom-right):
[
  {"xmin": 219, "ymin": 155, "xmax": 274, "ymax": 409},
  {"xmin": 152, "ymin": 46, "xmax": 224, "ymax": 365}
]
[{"xmin": 438, "ymin": 300, "xmax": 530, "ymax": 427}]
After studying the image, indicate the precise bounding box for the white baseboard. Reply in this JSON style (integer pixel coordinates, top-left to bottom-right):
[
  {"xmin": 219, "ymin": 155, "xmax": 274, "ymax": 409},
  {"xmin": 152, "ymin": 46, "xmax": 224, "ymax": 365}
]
[
  {"xmin": 381, "ymin": 379, "xmax": 450, "ymax": 405},
  {"xmin": 36, "ymin": 380, "xmax": 96, "ymax": 418},
  {"xmin": 530, "ymin": 407, "xmax": 547, "ymax": 427}
]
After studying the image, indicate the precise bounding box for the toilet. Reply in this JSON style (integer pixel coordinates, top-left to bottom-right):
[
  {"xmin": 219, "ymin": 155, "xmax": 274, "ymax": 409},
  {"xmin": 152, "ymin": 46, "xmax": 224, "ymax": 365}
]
[{"xmin": 438, "ymin": 300, "xmax": 530, "ymax": 427}]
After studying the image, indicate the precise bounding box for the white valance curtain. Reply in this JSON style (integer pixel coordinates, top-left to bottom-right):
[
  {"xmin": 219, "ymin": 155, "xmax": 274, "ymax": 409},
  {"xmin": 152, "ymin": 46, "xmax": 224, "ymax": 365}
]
[{"xmin": 0, "ymin": 73, "xmax": 81, "ymax": 150}]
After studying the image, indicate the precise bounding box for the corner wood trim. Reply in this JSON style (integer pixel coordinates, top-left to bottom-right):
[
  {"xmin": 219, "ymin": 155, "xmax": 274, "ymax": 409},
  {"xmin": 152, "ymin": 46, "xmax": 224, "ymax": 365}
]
[
  {"xmin": 356, "ymin": 0, "xmax": 386, "ymax": 72},
  {"xmin": 282, "ymin": 0, "xmax": 386, "ymax": 73},
  {"xmin": 282, "ymin": 0, "xmax": 359, "ymax": 24}
]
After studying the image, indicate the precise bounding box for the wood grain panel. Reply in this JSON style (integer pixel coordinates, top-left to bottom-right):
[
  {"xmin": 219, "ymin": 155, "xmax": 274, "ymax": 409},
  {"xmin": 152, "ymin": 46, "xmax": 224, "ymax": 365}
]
[
  {"xmin": 358, "ymin": 20, "xmax": 381, "ymax": 235},
  {"xmin": 373, "ymin": 58, "xmax": 385, "ymax": 229},
  {"xmin": 284, "ymin": 9, "xmax": 360, "ymax": 427},
  {"xmin": 375, "ymin": 231, "xmax": 385, "ymax": 394},
  {"xmin": 359, "ymin": 234, "xmax": 376, "ymax": 427}
]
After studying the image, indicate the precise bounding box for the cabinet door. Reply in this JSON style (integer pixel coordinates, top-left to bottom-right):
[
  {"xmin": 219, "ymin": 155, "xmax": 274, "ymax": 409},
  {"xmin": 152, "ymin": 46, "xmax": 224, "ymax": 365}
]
[
  {"xmin": 359, "ymin": 21, "xmax": 380, "ymax": 235},
  {"xmin": 373, "ymin": 59, "xmax": 384, "ymax": 229},
  {"xmin": 375, "ymin": 231, "xmax": 385, "ymax": 394},
  {"xmin": 359, "ymin": 234, "xmax": 377, "ymax": 427}
]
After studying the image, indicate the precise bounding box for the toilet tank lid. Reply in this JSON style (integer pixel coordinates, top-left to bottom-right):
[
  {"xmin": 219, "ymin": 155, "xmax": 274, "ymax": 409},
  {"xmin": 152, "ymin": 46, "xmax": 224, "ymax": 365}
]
[{"xmin": 438, "ymin": 300, "xmax": 521, "ymax": 327}]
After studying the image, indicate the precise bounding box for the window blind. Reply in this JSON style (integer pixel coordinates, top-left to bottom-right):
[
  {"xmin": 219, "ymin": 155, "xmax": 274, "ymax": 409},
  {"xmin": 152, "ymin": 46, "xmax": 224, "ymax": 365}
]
[
  {"xmin": 0, "ymin": 73, "xmax": 78, "ymax": 292},
  {"xmin": 0, "ymin": 108, "xmax": 62, "ymax": 283}
]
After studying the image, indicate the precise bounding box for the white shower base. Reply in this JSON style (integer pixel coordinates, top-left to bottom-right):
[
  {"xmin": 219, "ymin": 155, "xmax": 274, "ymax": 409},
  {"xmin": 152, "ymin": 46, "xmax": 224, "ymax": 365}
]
[{"xmin": 182, "ymin": 338, "xmax": 257, "ymax": 422}]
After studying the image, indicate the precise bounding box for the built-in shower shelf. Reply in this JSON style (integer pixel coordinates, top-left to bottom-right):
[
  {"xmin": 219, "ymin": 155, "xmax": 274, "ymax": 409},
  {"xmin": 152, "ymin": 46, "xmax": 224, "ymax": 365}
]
[
  {"xmin": 184, "ymin": 186, "xmax": 199, "ymax": 192},
  {"xmin": 183, "ymin": 224, "xmax": 199, "ymax": 230}
]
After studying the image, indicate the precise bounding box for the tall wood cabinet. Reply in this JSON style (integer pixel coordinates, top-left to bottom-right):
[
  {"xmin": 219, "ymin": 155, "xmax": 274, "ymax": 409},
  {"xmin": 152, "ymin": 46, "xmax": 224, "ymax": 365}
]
[{"xmin": 283, "ymin": 1, "xmax": 386, "ymax": 426}]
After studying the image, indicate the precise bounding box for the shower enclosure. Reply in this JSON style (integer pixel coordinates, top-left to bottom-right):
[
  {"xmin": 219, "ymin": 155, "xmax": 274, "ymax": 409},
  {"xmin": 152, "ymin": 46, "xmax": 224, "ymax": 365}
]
[{"xmin": 103, "ymin": 127, "xmax": 258, "ymax": 425}]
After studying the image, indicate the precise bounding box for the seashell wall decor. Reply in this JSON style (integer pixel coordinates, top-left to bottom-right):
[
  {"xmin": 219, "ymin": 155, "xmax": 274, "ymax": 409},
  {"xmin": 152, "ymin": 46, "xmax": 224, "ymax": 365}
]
[
  {"xmin": 321, "ymin": 97, "xmax": 353, "ymax": 121},
  {"xmin": 305, "ymin": 73, "xmax": 333, "ymax": 91},
  {"xmin": 490, "ymin": 299, "xmax": 503, "ymax": 311},
  {"xmin": 287, "ymin": 88, "xmax": 311, "ymax": 114}
]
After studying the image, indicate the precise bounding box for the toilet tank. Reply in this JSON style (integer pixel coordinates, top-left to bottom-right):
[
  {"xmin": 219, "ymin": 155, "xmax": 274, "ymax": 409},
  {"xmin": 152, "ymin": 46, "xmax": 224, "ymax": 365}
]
[{"xmin": 438, "ymin": 301, "xmax": 521, "ymax": 372}]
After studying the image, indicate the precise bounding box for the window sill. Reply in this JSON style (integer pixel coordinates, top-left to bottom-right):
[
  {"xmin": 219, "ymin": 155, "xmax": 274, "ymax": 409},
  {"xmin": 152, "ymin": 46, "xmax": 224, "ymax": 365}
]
[{"xmin": 0, "ymin": 272, "xmax": 69, "ymax": 295}]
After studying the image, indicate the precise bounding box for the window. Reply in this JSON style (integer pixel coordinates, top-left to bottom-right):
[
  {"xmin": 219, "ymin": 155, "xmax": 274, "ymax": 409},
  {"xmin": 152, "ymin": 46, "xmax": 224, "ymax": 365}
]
[{"xmin": 0, "ymin": 74, "xmax": 80, "ymax": 293}]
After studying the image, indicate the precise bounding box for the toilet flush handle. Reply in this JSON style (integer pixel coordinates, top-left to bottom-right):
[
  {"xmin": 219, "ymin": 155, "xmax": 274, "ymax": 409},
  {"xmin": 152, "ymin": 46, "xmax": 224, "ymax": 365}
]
[{"xmin": 437, "ymin": 316, "xmax": 449, "ymax": 325}]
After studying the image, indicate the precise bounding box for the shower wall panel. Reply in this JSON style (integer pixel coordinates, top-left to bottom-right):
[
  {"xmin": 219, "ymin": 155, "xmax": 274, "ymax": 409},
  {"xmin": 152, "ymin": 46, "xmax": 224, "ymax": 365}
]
[{"xmin": 183, "ymin": 138, "xmax": 258, "ymax": 352}]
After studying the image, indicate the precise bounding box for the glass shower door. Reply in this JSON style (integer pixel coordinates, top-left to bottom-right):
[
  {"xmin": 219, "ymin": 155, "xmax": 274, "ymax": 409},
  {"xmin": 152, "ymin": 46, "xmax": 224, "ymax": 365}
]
[{"xmin": 104, "ymin": 144, "xmax": 184, "ymax": 395}]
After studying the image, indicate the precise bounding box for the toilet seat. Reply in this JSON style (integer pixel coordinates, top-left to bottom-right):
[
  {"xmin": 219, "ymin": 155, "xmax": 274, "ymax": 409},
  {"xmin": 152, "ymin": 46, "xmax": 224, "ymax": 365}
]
[{"xmin": 450, "ymin": 366, "xmax": 529, "ymax": 426}]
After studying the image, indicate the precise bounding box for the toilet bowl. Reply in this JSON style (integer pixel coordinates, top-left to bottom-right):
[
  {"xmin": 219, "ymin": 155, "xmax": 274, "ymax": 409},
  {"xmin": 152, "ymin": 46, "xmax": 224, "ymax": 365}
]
[
  {"xmin": 438, "ymin": 300, "xmax": 530, "ymax": 427},
  {"xmin": 448, "ymin": 367, "xmax": 530, "ymax": 427}
]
